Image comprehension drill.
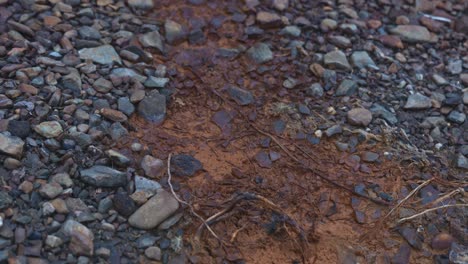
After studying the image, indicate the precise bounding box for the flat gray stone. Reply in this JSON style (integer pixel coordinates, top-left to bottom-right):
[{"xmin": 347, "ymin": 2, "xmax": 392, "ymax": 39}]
[
  {"xmin": 0, "ymin": 133, "xmax": 24, "ymax": 158},
  {"xmin": 128, "ymin": 189, "xmax": 179, "ymax": 229},
  {"xmin": 79, "ymin": 45, "xmax": 122, "ymax": 65},
  {"xmin": 324, "ymin": 50, "xmax": 351, "ymax": 70},
  {"xmin": 139, "ymin": 31, "xmax": 165, "ymax": 54},
  {"xmin": 80, "ymin": 166, "xmax": 127, "ymax": 188},
  {"xmin": 404, "ymin": 93, "xmax": 432, "ymax": 110},
  {"xmin": 137, "ymin": 92, "xmax": 167, "ymax": 124},
  {"xmin": 350, "ymin": 51, "xmax": 377, "ymax": 69},
  {"xmin": 390, "ymin": 25, "xmax": 437, "ymax": 43},
  {"xmin": 34, "ymin": 121, "xmax": 63, "ymax": 138},
  {"xmin": 246, "ymin": 43, "xmax": 273, "ymax": 64},
  {"xmin": 127, "ymin": 0, "xmax": 154, "ymax": 9},
  {"xmin": 110, "ymin": 68, "xmax": 147, "ymax": 83},
  {"xmin": 227, "ymin": 85, "xmax": 254, "ymax": 106}
]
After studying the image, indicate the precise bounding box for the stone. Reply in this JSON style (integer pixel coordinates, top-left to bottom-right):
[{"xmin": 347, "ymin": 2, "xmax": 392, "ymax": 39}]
[
  {"xmin": 106, "ymin": 150, "xmax": 131, "ymax": 166},
  {"xmin": 432, "ymin": 233, "xmax": 454, "ymax": 250},
  {"xmin": 0, "ymin": 191, "xmax": 13, "ymax": 210},
  {"xmin": 447, "ymin": 60, "xmax": 462, "ymax": 75},
  {"xmin": 61, "ymin": 69, "xmax": 82, "ymax": 95},
  {"xmin": 145, "ymin": 246, "xmax": 162, "ymax": 261},
  {"xmin": 389, "ymin": 25, "xmax": 437, "ymax": 43},
  {"xmin": 361, "ymin": 151, "xmax": 379, "ymax": 162},
  {"xmin": 336, "ymin": 79, "xmax": 357, "ymax": 96},
  {"xmin": 79, "ymin": 45, "xmax": 122, "ymax": 65},
  {"xmin": 272, "ymin": 0, "xmax": 288, "ymax": 11},
  {"xmin": 80, "ymin": 166, "xmax": 127, "ymax": 187},
  {"xmin": 139, "ymin": 31, "xmax": 165, "ymax": 54},
  {"xmin": 447, "ymin": 111, "xmax": 465, "ymax": 124},
  {"xmin": 113, "ymin": 192, "xmax": 137, "ymax": 217},
  {"xmin": 226, "ymin": 85, "xmax": 254, "ymax": 106},
  {"xmin": 255, "ymin": 151, "xmax": 272, "ymax": 168},
  {"xmin": 78, "ymin": 26, "xmax": 101, "ymax": 40},
  {"xmin": 34, "ymin": 121, "xmax": 63, "ymax": 138},
  {"xmin": 279, "ymin": 26, "xmax": 301, "ymax": 37},
  {"xmin": 350, "ymin": 51, "xmax": 377, "ymax": 69},
  {"xmin": 404, "ymin": 93, "xmax": 432, "ymax": 110},
  {"xmin": 45, "ymin": 235, "xmax": 63, "ymax": 248},
  {"xmin": 347, "ymin": 108, "xmax": 372, "ymax": 127},
  {"xmin": 144, "ymin": 77, "xmax": 170, "ymax": 88},
  {"xmin": 135, "ymin": 175, "xmax": 162, "ymax": 192},
  {"xmin": 449, "ymin": 243, "xmax": 468, "ymax": 264},
  {"xmin": 127, "ymin": 0, "xmax": 154, "ymax": 9},
  {"xmin": 379, "ymin": 35, "xmax": 404, "ymax": 49},
  {"xmin": 399, "ymin": 227, "xmax": 423, "ymax": 249},
  {"xmin": 256, "ymin": 11, "xmax": 282, "ymax": 28},
  {"xmin": 93, "ymin": 78, "xmax": 113, "ymax": 93},
  {"xmin": 128, "ymin": 189, "xmax": 179, "ymax": 229},
  {"xmin": 246, "ymin": 43, "xmax": 273, "ymax": 64},
  {"xmin": 50, "ymin": 173, "xmax": 74, "ymax": 188},
  {"xmin": 456, "ymin": 155, "xmax": 468, "ymax": 170},
  {"xmin": 0, "ymin": 132, "xmax": 24, "ymax": 157},
  {"xmin": 141, "ymin": 155, "xmax": 165, "ymax": 178},
  {"xmin": 170, "ymin": 154, "xmax": 203, "ymax": 177},
  {"xmin": 138, "ymin": 92, "xmax": 167, "ymax": 124},
  {"xmin": 320, "ymin": 18, "xmax": 337, "ymax": 32},
  {"xmin": 117, "ymin": 97, "xmax": 135, "ymax": 116},
  {"xmin": 328, "ymin": 35, "xmax": 351, "ymax": 48},
  {"xmin": 392, "ymin": 243, "xmax": 411, "ymax": 264},
  {"xmin": 306, "ymin": 83, "xmax": 324, "ymax": 98},
  {"xmin": 100, "ymin": 108, "xmax": 127, "ymax": 122},
  {"xmin": 324, "ymin": 50, "xmax": 351, "ymax": 70},
  {"xmin": 111, "ymin": 68, "xmax": 147, "ymax": 83},
  {"xmin": 370, "ymin": 103, "xmax": 398, "ymax": 125},
  {"xmin": 165, "ymin": 20, "xmax": 186, "ymax": 44},
  {"xmin": 7, "ymin": 120, "xmax": 30, "ymax": 139},
  {"xmin": 63, "ymin": 220, "xmax": 94, "ymax": 256},
  {"xmin": 39, "ymin": 183, "xmax": 63, "ymax": 199},
  {"xmin": 0, "ymin": 95, "xmax": 13, "ymax": 108}
]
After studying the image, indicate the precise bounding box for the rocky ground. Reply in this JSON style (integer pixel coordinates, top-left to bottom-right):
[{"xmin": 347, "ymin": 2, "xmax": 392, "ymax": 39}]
[{"xmin": 0, "ymin": 0, "xmax": 467, "ymax": 263}]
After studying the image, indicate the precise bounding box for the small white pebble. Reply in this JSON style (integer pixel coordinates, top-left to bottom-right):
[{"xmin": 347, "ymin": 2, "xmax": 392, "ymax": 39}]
[
  {"xmin": 314, "ymin": 130, "xmax": 323, "ymax": 138},
  {"xmin": 435, "ymin": 143, "xmax": 443, "ymax": 150},
  {"xmin": 131, "ymin": 142, "xmax": 142, "ymax": 152}
]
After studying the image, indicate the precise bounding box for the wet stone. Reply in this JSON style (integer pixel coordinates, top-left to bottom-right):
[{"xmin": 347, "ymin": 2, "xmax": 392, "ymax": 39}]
[
  {"xmin": 226, "ymin": 85, "xmax": 254, "ymax": 106},
  {"xmin": 404, "ymin": 93, "xmax": 432, "ymax": 110},
  {"xmin": 170, "ymin": 154, "xmax": 202, "ymax": 177},
  {"xmin": 80, "ymin": 166, "xmax": 127, "ymax": 188},
  {"xmin": 246, "ymin": 43, "xmax": 273, "ymax": 64}
]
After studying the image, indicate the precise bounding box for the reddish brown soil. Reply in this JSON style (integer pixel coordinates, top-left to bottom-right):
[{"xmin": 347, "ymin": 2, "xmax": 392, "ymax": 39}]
[{"xmin": 116, "ymin": 1, "xmax": 447, "ymax": 263}]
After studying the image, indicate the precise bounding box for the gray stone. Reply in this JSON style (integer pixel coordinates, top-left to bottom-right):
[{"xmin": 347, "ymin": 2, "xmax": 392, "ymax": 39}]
[
  {"xmin": 0, "ymin": 133, "xmax": 24, "ymax": 158},
  {"xmin": 449, "ymin": 243, "xmax": 468, "ymax": 264},
  {"xmin": 34, "ymin": 121, "xmax": 63, "ymax": 138},
  {"xmin": 256, "ymin": 11, "xmax": 282, "ymax": 28},
  {"xmin": 137, "ymin": 92, "xmax": 167, "ymax": 124},
  {"xmin": 128, "ymin": 189, "xmax": 179, "ymax": 229},
  {"xmin": 78, "ymin": 26, "xmax": 101, "ymax": 40},
  {"xmin": 279, "ymin": 26, "xmax": 301, "ymax": 37},
  {"xmin": 350, "ymin": 51, "xmax": 377, "ymax": 69},
  {"xmin": 306, "ymin": 83, "xmax": 324, "ymax": 98},
  {"xmin": 7, "ymin": 120, "xmax": 30, "ymax": 139},
  {"xmin": 80, "ymin": 166, "xmax": 127, "ymax": 188},
  {"xmin": 320, "ymin": 18, "xmax": 337, "ymax": 32},
  {"xmin": 145, "ymin": 246, "xmax": 162, "ymax": 261},
  {"xmin": 139, "ymin": 31, "xmax": 165, "ymax": 54},
  {"xmin": 447, "ymin": 60, "xmax": 462, "ymax": 75},
  {"xmin": 227, "ymin": 85, "xmax": 254, "ymax": 106},
  {"xmin": 110, "ymin": 68, "xmax": 147, "ymax": 83},
  {"xmin": 448, "ymin": 111, "xmax": 466, "ymax": 124},
  {"xmin": 390, "ymin": 25, "xmax": 437, "ymax": 43},
  {"xmin": 93, "ymin": 78, "xmax": 113, "ymax": 93},
  {"xmin": 39, "ymin": 183, "xmax": 63, "ymax": 199},
  {"xmin": 50, "ymin": 173, "xmax": 73, "ymax": 188},
  {"xmin": 0, "ymin": 191, "xmax": 13, "ymax": 210},
  {"xmin": 328, "ymin": 35, "xmax": 351, "ymax": 48},
  {"xmin": 61, "ymin": 68, "xmax": 82, "ymax": 95},
  {"xmin": 141, "ymin": 155, "xmax": 165, "ymax": 178},
  {"xmin": 404, "ymin": 93, "xmax": 432, "ymax": 110},
  {"xmin": 117, "ymin": 97, "xmax": 135, "ymax": 116},
  {"xmin": 336, "ymin": 79, "xmax": 357, "ymax": 96},
  {"xmin": 127, "ymin": 0, "xmax": 154, "ymax": 9},
  {"xmin": 165, "ymin": 20, "xmax": 186, "ymax": 44},
  {"xmin": 347, "ymin": 108, "xmax": 372, "ymax": 127},
  {"xmin": 362, "ymin": 151, "xmax": 379, "ymax": 162},
  {"xmin": 109, "ymin": 122, "xmax": 128, "ymax": 140},
  {"xmin": 324, "ymin": 50, "xmax": 351, "ymax": 70},
  {"xmin": 463, "ymin": 91, "xmax": 468, "ymax": 105},
  {"xmin": 45, "ymin": 235, "xmax": 63, "ymax": 248},
  {"xmin": 272, "ymin": 0, "xmax": 288, "ymax": 11},
  {"xmin": 144, "ymin": 77, "xmax": 170, "ymax": 88},
  {"xmin": 106, "ymin": 150, "xmax": 131, "ymax": 166},
  {"xmin": 135, "ymin": 175, "xmax": 161, "ymax": 192},
  {"xmin": 370, "ymin": 103, "xmax": 398, "ymax": 125},
  {"xmin": 0, "ymin": 95, "xmax": 13, "ymax": 108},
  {"xmin": 246, "ymin": 43, "xmax": 273, "ymax": 64},
  {"xmin": 63, "ymin": 220, "xmax": 94, "ymax": 256},
  {"xmin": 136, "ymin": 235, "xmax": 158, "ymax": 248},
  {"xmin": 325, "ymin": 125, "xmax": 342, "ymax": 137},
  {"xmin": 79, "ymin": 45, "xmax": 122, "ymax": 65},
  {"xmin": 432, "ymin": 74, "xmax": 448, "ymax": 85},
  {"xmin": 113, "ymin": 192, "xmax": 137, "ymax": 217}
]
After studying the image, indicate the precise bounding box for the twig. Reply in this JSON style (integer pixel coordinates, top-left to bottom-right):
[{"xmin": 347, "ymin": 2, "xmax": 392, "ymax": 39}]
[
  {"xmin": 421, "ymin": 188, "xmax": 464, "ymax": 209},
  {"xmin": 396, "ymin": 204, "xmax": 468, "ymax": 224},
  {"xmin": 230, "ymin": 224, "xmax": 247, "ymax": 243},
  {"xmin": 383, "ymin": 178, "xmax": 433, "ymax": 219},
  {"xmin": 167, "ymin": 154, "xmax": 220, "ymax": 241}
]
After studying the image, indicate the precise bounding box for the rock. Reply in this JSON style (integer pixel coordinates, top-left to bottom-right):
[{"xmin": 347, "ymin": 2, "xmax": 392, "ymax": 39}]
[
  {"xmin": 320, "ymin": 18, "xmax": 337, "ymax": 32},
  {"xmin": 141, "ymin": 155, "xmax": 165, "ymax": 178},
  {"xmin": 279, "ymin": 26, "xmax": 301, "ymax": 37},
  {"xmin": 78, "ymin": 26, "xmax": 101, "ymax": 40},
  {"xmin": 324, "ymin": 50, "xmax": 351, "ymax": 70},
  {"xmin": 106, "ymin": 150, "xmax": 131, "ymax": 166},
  {"xmin": 246, "ymin": 43, "xmax": 273, "ymax": 64},
  {"xmin": 127, "ymin": 0, "xmax": 153, "ymax": 9},
  {"xmin": 117, "ymin": 97, "xmax": 135, "ymax": 116},
  {"xmin": 447, "ymin": 60, "xmax": 462, "ymax": 75},
  {"xmin": 379, "ymin": 35, "xmax": 404, "ymax": 49},
  {"xmin": 336, "ymin": 79, "xmax": 358, "ymax": 96},
  {"xmin": 255, "ymin": 151, "xmax": 272, "ymax": 168},
  {"xmin": 7, "ymin": 120, "xmax": 30, "ymax": 139},
  {"xmin": 273, "ymin": 0, "xmax": 288, "ymax": 11},
  {"xmin": 144, "ymin": 77, "xmax": 170, "ymax": 88},
  {"xmin": 111, "ymin": 68, "xmax": 147, "ymax": 83},
  {"xmin": 113, "ymin": 192, "xmax": 137, "ymax": 217},
  {"xmin": 0, "ymin": 132, "xmax": 24, "ymax": 157},
  {"xmin": 432, "ymin": 233, "xmax": 454, "ymax": 250},
  {"xmin": 325, "ymin": 125, "xmax": 342, "ymax": 137},
  {"xmin": 78, "ymin": 45, "xmax": 122, "ymax": 65},
  {"xmin": 128, "ymin": 189, "xmax": 179, "ymax": 229},
  {"xmin": 0, "ymin": 191, "xmax": 13, "ymax": 210},
  {"xmin": 306, "ymin": 83, "xmax": 324, "ymax": 98},
  {"xmin": 61, "ymin": 69, "xmax": 82, "ymax": 95},
  {"xmin": 137, "ymin": 92, "xmax": 167, "ymax": 124},
  {"xmin": 135, "ymin": 175, "xmax": 161, "ymax": 192},
  {"xmin": 347, "ymin": 108, "xmax": 372, "ymax": 127},
  {"xmin": 432, "ymin": 74, "xmax": 448, "ymax": 85},
  {"xmin": 63, "ymin": 220, "xmax": 94, "ymax": 256},
  {"xmin": 256, "ymin": 11, "xmax": 282, "ymax": 28},
  {"xmin": 361, "ymin": 151, "xmax": 379, "ymax": 162},
  {"xmin": 165, "ymin": 20, "xmax": 186, "ymax": 44},
  {"xmin": 392, "ymin": 243, "xmax": 411, "ymax": 264},
  {"xmin": 145, "ymin": 246, "xmax": 162, "ymax": 261},
  {"xmin": 449, "ymin": 243, "xmax": 468, "ymax": 264},
  {"xmin": 447, "ymin": 111, "xmax": 466, "ymax": 124},
  {"xmin": 350, "ymin": 51, "xmax": 377, "ymax": 69},
  {"xmin": 170, "ymin": 154, "xmax": 202, "ymax": 177},
  {"xmin": 39, "ymin": 183, "xmax": 63, "ymax": 199},
  {"xmin": 370, "ymin": 103, "xmax": 398, "ymax": 125},
  {"xmin": 45, "ymin": 235, "xmax": 63, "ymax": 248},
  {"xmin": 139, "ymin": 31, "xmax": 165, "ymax": 54},
  {"xmin": 34, "ymin": 121, "xmax": 63, "ymax": 138},
  {"xmin": 404, "ymin": 93, "xmax": 432, "ymax": 110},
  {"xmin": 0, "ymin": 95, "xmax": 13, "ymax": 108},
  {"xmin": 399, "ymin": 227, "xmax": 423, "ymax": 249},
  {"xmin": 328, "ymin": 35, "xmax": 351, "ymax": 48},
  {"xmin": 93, "ymin": 78, "xmax": 113, "ymax": 93},
  {"xmin": 389, "ymin": 25, "xmax": 437, "ymax": 43},
  {"xmin": 456, "ymin": 154, "xmax": 468, "ymax": 170},
  {"xmin": 226, "ymin": 85, "xmax": 254, "ymax": 106},
  {"xmin": 100, "ymin": 108, "xmax": 127, "ymax": 122},
  {"xmin": 80, "ymin": 166, "xmax": 127, "ymax": 187}
]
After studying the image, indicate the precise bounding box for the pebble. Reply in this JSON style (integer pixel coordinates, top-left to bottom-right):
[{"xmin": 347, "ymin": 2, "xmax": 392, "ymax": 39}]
[
  {"xmin": 347, "ymin": 108, "xmax": 372, "ymax": 127},
  {"xmin": 432, "ymin": 233, "xmax": 454, "ymax": 250},
  {"xmin": 246, "ymin": 43, "xmax": 273, "ymax": 64},
  {"xmin": 80, "ymin": 166, "xmax": 127, "ymax": 187},
  {"xmin": 447, "ymin": 111, "xmax": 466, "ymax": 124},
  {"xmin": 138, "ymin": 91, "xmax": 167, "ymax": 124},
  {"xmin": 135, "ymin": 175, "xmax": 162, "ymax": 192},
  {"xmin": 63, "ymin": 220, "xmax": 94, "ymax": 256},
  {"xmin": 145, "ymin": 246, "xmax": 162, "ymax": 261},
  {"xmin": 78, "ymin": 45, "xmax": 122, "ymax": 65},
  {"xmin": 0, "ymin": 132, "xmax": 24, "ymax": 157},
  {"xmin": 336, "ymin": 79, "xmax": 358, "ymax": 96},
  {"xmin": 128, "ymin": 189, "xmax": 179, "ymax": 229},
  {"xmin": 324, "ymin": 50, "xmax": 351, "ymax": 70},
  {"xmin": 34, "ymin": 121, "xmax": 63, "ymax": 138},
  {"xmin": 165, "ymin": 20, "xmax": 186, "ymax": 44},
  {"xmin": 226, "ymin": 85, "xmax": 254, "ymax": 106},
  {"xmin": 39, "ymin": 183, "xmax": 63, "ymax": 199},
  {"xmin": 45, "ymin": 235, "xmax": 63, "ymax": 248},
  {"xmin": 390, "ymin": 25, "xmax": 437, "ymax": 43},
  {"xmin": 141, "ymin": 155, "xmax": 165, "ymax": 178},
  {"xmin": 113, "ymin": 192, "xmax": 137, "ymax": 217},
  {"xmin": 170, "ymin": 154, "xmax": 203, "ymax": 177},
  {"xmin": 0, "ymin": 191, "xmax": 13, "ymax": 210},
  {"xmin": 256, "ymin": 11, "xmax": 282, "ymax": 28},
  {"xmin": 404, "ymin": 93, "xmax": 432, "ymax": 110},
  {"xmin": 127, "ymin": 0, "xmax": 154, "ymax": 9},
  {"xmin": 350, "ymin": 51, "xmax": 377, "ymax": 69},
  {"xmin": 139, "ymin": 31, "xmax": 165, "ymax": 54}
]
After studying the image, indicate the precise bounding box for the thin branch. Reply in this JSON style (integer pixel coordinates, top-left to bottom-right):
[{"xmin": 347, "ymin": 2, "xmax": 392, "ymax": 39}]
[
  {"xmin": 396, "ymin": 204, "xmax": 468, "ymax": 224},
  {"xmin": 384, "ymin": 178, "xmax": 433, "ymax": 219},
  {"xmin": 167, "ymin": 154, "xmax": 220, "ymax": 241}
]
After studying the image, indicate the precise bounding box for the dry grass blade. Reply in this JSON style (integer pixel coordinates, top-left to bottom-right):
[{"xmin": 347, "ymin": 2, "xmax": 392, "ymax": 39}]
[{"xmin": 396, "ymin": 204, "xmax": 468, "ymax": 224}]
